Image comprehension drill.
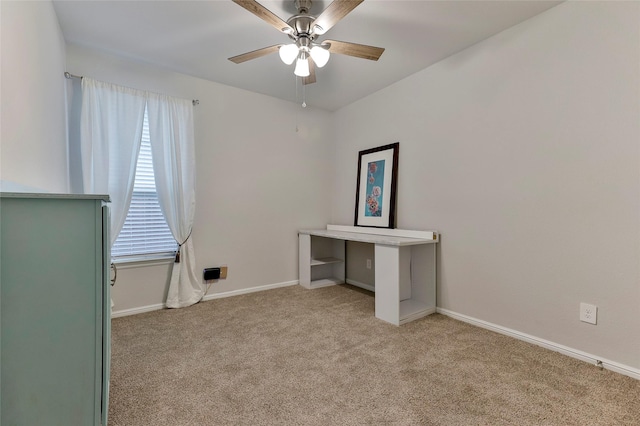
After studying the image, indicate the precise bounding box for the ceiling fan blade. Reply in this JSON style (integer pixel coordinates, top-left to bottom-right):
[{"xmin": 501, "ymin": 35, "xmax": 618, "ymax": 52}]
[
  {"xmin": 324, "ymin": 40, "xmax": 385, "ymax": 61},
  {"xmin": 228, "ymin": 45, "xmax": 281, "ymax": 64},
  {"xmin": 303, "ymin": 59, "xmax": 316, "ymax": 85},
  {"xmin": 311, "ymin": 0, "xmax": 364, "ymax": 35},
  {"xmin": 232, "ymin": 0, "xmax": 294, "ymax": 34}
]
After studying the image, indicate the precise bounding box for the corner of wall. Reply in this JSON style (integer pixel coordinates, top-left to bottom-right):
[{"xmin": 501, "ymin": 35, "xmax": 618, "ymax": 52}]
[{"xmin": 1, "ymin": 0, "xmax": 70, "ymax": 193}]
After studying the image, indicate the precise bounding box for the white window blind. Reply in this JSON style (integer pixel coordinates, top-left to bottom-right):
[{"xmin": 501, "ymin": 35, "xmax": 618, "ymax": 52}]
[{"xmin": 112, "ymin": 108, "xmax": 177, "ymax": 259}]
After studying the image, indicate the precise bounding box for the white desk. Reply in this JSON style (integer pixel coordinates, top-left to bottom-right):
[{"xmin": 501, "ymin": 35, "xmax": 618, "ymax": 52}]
[{"xmin": 298, "ymin": 225, "xmax": 439, "ymax": 326}]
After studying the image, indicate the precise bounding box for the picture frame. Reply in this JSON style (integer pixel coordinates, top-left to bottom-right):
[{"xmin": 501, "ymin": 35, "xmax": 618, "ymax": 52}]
[{"xmin": 354, "ymin": 142, "xmax": 399, "ymax": 228}]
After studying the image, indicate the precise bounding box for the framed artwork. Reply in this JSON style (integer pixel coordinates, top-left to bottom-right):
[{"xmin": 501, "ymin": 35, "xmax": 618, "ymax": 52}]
[{"xmin": 354, "ymin": 142, "xmax": 399, "ymax": 228}]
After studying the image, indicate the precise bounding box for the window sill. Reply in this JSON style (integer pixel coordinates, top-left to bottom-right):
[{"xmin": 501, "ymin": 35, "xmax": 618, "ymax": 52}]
[{"xmin": 112, "ymin": 254, "xmax": 175, "ymax": 269}]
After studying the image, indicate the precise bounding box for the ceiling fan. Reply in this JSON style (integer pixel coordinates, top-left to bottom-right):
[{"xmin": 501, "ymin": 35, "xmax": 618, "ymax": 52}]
[{"xmin": 229, "ymin": 0, "xmax": 385, "ymax": 85}]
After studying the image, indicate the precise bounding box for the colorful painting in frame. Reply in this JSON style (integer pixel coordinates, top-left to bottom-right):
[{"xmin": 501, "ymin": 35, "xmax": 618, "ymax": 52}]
[{"xmin": 354, "ymin": 142, "xmax": 399, "ymax": 228}]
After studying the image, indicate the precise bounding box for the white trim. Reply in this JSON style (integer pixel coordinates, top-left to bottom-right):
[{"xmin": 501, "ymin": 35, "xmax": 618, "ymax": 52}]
[
  {"xmin": 111, "ymin": 280, "xmax": 299, "ymax": 318},
  {"xmin": 111, "ymin": 303, "xmax": 165, "ymax": 318},
  {"xmin": 437, "ymin": 307, "xmax": 640, "ymax": 380},
  {"xmin": 346, "ymin": 278, "xmax": 375, "ymax": 293},
  {"xmin": 112, "ymin": 254, "xmax": 175, "ymax": 269},
  {"xmin": 201, "ymin": 280, "xmax": 299, "ymax": 302},
  {"xmin": 327, "ymin": 224, "xmax": 438, "ymax": 241}
]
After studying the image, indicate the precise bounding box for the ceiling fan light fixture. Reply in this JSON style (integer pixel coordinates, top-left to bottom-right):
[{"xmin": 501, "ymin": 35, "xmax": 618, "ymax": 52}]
[
  {"xmin": 230, "ymin": 0, "xmax": 384, "ymax": 84},
  {"xmin": 279, "ymin": 43, "xmax": 299, "ymax": 65},
  {"xmin": 294, "ymin": 52, "xmax": 310, "ymax": 77},
  {"xmin": 310, "ymin": 45, "xmax": 330, "ymax": 68}
]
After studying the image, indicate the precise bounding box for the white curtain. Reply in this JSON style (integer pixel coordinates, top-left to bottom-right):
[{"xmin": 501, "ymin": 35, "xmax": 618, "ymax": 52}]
[
  {"xmin": 147, "ymin": 93, "xmax": 203, "ymax": 308},
  {"xmin": 80, "ymin": 78, "xmax": 146, "ymax": 246}
]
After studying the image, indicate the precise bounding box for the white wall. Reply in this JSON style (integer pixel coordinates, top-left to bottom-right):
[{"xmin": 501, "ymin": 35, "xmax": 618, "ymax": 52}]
[
  {"xmin": 1, "ymin": 1, "xmax": 68, "ymax": 192},
  {"xmin": 333, "ymin": 1, "xmax": 640, "ymax": 370},
  {"xmin": 66, "ymin": 45, "xmax": 335, "ymax": 312}
]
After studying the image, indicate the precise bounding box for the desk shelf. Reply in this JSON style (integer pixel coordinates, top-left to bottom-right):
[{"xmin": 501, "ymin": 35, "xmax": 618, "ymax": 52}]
[
  {"xmin": 309, "ymin": 277, "xmax": 344, "ymax": 289},
  {"xmin": 299, "ymin": 234, "xmax": 345, "ymax": 290},
  {"xmin": 310, "ymin": 257, "xmax": 345, "ymax": 288},
  {"xmin": 310, "ymin": 257, "xmax": 342, "ymax": 266}
]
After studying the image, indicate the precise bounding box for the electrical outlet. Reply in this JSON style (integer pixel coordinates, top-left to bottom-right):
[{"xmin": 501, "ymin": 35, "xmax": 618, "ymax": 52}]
[
  {"xmin": 580, "ymin": 303, "xmax": 597, "ymax": 325},
  {"xmin": 366, "ymin": 259, "xmax": 372, "ymax": 269},
  {"xmin": 220, "ymin": 266, "xmax": 228, "ymax": 279}
]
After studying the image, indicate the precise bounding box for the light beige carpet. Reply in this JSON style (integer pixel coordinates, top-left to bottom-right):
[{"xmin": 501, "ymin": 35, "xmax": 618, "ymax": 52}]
[{"xmin": 109, "ymin": 284, "xmax": 639, "ymax": 425}]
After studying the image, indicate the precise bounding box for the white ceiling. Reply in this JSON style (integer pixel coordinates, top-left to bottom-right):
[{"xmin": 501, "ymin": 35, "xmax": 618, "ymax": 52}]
[{"xmin": 52, "ymin": 0, "xmax": 562, "ymax": 111}]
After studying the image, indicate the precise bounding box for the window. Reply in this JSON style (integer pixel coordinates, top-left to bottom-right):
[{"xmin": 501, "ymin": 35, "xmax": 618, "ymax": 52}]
[{"xmin": 112, "ymin": 108, "xmax": 177, "ymax": 259}]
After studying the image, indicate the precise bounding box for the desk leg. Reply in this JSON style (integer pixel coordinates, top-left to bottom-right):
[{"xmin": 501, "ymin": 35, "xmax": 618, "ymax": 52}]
[
  {"xmin": 374, "ymin": 244, "xmax": 409, "ymax": 326},
  {"xmin": 375, "ymin": 244, "xmax": 435, "ymax": 326},
  {"xmin": 299, "ymin": 233, "xmax": 311, "ymax": 289}
]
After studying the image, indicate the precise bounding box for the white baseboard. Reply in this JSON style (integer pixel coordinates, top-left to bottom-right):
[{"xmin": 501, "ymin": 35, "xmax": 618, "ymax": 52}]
[
  {"xmin": 201, "ymin": 280, "xmax": 299, "ymax": 302},
  {"xmin": 437, "ymin": 307, "xmax": 640, "ymax": 381},
  {"xmin": 346, "ymin": 278, "xmax": 375, "ymax": 293},
  {"xmin": 112, "ymin": 280, "xmax": 299, "ymax": 318},
  {"xmin": 111, "ymin": 303, "xmax": 165, "ymax": 318}
]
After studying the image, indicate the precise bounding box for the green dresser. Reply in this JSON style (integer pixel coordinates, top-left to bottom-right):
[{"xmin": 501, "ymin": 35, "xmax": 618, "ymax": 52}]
[{"xmin": 1, "ymin": 193, "xmax": 111, "ymax": 426}]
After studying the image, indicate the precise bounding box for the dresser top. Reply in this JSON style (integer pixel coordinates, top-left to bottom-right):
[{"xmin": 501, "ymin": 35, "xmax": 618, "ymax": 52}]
[{"xmin": 1, "ymin": 192, "xmax": 110, "ymax": 202}]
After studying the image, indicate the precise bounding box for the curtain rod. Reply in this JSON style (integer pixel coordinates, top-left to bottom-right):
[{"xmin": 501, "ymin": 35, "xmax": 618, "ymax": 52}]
[
  {"xmin": 64, "ymin": 72, "xmax": 200, "ymax": 106},
  {"xmin": 64, "ymin": 71, "xmax": 83, "ymax": 80}
]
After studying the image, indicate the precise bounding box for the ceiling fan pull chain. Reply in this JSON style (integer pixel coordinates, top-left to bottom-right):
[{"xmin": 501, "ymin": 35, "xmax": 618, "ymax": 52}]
[
  {"xmin": 295, "ymin": 77, "xmax": 299, "ymax": 132},
  {"xmin": 302, "ymin": 81, "xmax": 307, "ymax": 108}
]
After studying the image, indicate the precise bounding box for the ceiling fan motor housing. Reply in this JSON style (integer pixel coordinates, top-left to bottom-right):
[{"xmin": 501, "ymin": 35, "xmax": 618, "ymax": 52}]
[{"xmin": 287, "ymin": 15, "xmax": 316, "ymax": 40}]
